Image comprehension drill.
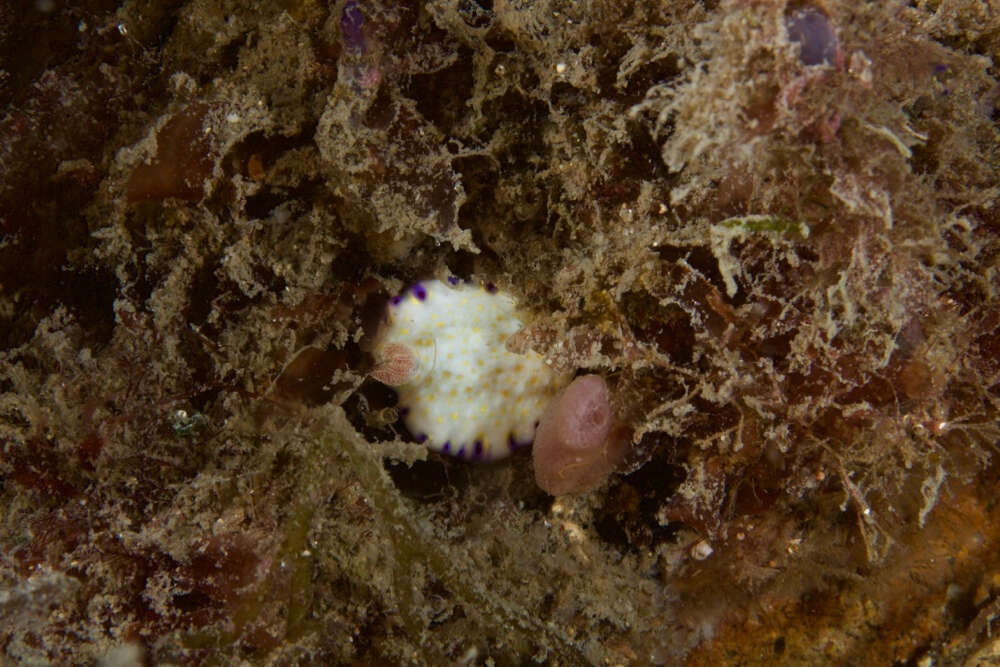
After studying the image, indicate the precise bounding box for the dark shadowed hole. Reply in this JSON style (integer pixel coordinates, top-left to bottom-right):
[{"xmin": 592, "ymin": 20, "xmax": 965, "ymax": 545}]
[
  {"xmin": 551, "ymin": 81, "xmax": 586, "ymax": 109},
  {"xmin": 457, "ymin": 0, "xmax": 493, "ymax": 28},
  {"xmin": 594, "ymin": 449, "xmax": 687, "ymax": 552},
  {"xmin": 759, "ymin": 329, "xmax": 797, "ymax": 364},
  {"xmin": 654, "ymin": 245, "xmax": 730, "ymax": 301},
  {"xmin": 61, "ymin": 267, "xmax": 118, "ymax": 347},
  {"xmin": 386, "ymin": 459, "xmax": 446, "ymax": 501},
  {"xmin": 0, "ymin": 1, "xmax": 124, "ymax": 109},
  {"xmin": 407, "ymin": 51, "xmax": 475, "ymax": 137},
  {"xmin": 621, "ymin": 290, "xmax": 697, "ymax": 366},
  {"xmin": 185, "ymin": 262, "xmax": 222, "ymax": 328},
  {"xmin": 342, "ymin": 381, "xmax": 399, "ymax": 442},
  {"xmin": 385, "ymin": 458, "xmax": 473, "ymax": 504},
  {"xmin": 485, "ymin": 34, "xmax": 515, "ymax": 52},
  {"xmin": 595, "ymin": 513, "xmax": 629, "ymax": 545},
  {"xmin": 200, "ymin": 37, "xmax": 243, "ymax": 84},
  {"xmin": 453, "ymin": 154, "xmax": 499, "ymax": 222},
  {"xmin": 620, "ymin": 54, "xmax": 682, "ymax": 104},
  {"xmin": 172, "ymin": 590, "xmax": 216, "ymax": 613}
]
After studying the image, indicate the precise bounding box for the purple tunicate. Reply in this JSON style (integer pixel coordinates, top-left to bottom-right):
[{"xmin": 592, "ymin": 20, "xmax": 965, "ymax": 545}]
[
  {"xmin": 341, "ymin": 0, "xmax": 366, "ymax": 54},
  {"xmin": 786, "ymin": 7, "xmax": 837, "ymax": 66}
]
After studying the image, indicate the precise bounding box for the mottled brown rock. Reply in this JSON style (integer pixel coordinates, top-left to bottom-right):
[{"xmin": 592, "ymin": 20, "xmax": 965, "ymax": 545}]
[{"xmin": 126, "ymin": 104, "xmax": 215, "ymax": 202}]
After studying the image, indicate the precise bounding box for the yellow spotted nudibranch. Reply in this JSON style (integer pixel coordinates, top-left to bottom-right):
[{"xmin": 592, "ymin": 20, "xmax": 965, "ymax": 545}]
[{"xmin": 371, "ymin": 278, "xmax": 565, "ymax": 461}]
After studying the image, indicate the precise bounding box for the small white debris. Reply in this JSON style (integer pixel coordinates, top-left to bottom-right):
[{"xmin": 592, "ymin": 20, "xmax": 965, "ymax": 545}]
[{"xmin": 690, "ymin": 539, "xmax": 713, "ymax": 561}]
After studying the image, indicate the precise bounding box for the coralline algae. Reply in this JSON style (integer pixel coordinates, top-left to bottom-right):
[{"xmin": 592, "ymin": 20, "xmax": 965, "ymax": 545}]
[{"xmin": 372, "ymin": 279, "xmax": 564, "ymax": 461}]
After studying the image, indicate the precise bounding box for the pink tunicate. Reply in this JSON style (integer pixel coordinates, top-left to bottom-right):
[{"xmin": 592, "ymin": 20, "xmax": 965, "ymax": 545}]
[{"xmin": 532, "ymin": 374, "xmax": 630, "ymax": 495}]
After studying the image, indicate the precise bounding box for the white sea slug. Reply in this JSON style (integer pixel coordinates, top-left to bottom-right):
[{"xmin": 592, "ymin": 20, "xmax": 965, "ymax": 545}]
[{"xmin": 371, "ymin": 278, "xmax": 564, "ymax": 461}]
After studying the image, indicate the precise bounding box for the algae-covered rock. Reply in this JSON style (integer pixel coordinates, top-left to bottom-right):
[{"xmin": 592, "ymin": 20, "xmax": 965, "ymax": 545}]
[{"xmin": 1, "ymin": 0, "xmax": 999, "ymax": 663}]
